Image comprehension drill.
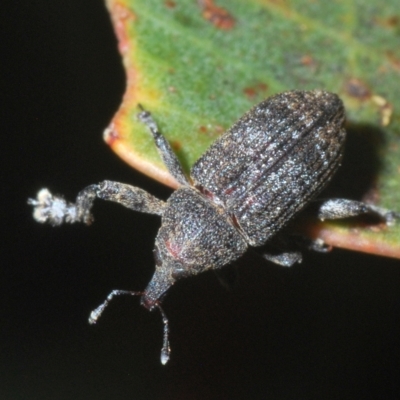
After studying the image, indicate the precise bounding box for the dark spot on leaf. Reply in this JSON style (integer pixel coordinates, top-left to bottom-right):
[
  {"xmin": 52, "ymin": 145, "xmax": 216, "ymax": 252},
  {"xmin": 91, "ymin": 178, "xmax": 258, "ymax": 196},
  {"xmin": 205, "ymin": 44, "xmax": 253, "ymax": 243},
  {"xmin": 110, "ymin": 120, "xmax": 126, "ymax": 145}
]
[
  {"xmin": 198, "ymin": 0, "xmax": 235, "ymax": 30},
  {"xmin": 243, "ymin": 82, "xmax": 268, "ymax": 99},
  {"xmin": 375, "ymin": 15, "xmax": 399, "ymax": 29},
  {"xmin": 344, "ymin": 78, "xmax": 371, "ymax": 100},
  {"xmin": 199, "ymin": 126, "xmax": 208, "ymax": 134},
  {"xmin": 257, "ymin": 82, "xmax": 268, "ymax": 92},
  {"xmin": 300, "ymin": 54, "xmax": 318, "ymax": 72},
  {"xmin": 386, "ymin": 51, "xmax": 400, "ymax": 72},
  {"xmin": 171, "ymin": 141, "xmax": 182, "ymax": 151},
  {"xmin": 199, "ymin": 125, "xmax": 218, "ymax": 139},
  {"xmin": 386, "ymin": 16, "xmax": 400, "ymax": 27},
  {"xmin": 243, "ymin": 87, "xmax": 257, "ymax": 98},
  {"xmin": 165, "ymin": 0, "xmax": 176, "ymax": 8}
]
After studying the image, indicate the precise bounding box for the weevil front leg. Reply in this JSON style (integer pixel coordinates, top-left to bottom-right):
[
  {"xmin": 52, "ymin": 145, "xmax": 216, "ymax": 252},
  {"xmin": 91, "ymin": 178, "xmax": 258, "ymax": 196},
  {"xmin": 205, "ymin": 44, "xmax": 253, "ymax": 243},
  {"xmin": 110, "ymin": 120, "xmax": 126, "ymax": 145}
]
[
  {"xmin": 137, "ymin": 107, "xmax": 190, "ymax": 187},
  {"xmin": 28, "ymin": 180, "xmax": 166, "ymax": 226},
  {"xmin": 318, "ymin": 198, "xmax": 400, "ymax": 225}
]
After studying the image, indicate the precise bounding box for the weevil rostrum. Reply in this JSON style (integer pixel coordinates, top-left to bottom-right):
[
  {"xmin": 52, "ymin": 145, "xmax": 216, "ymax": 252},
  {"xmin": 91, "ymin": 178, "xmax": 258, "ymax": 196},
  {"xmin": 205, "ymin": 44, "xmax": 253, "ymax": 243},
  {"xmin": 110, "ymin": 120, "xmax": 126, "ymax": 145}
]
[{"xmin": 29, "ymin": 90, "xmax": 398, "ymax": 364}]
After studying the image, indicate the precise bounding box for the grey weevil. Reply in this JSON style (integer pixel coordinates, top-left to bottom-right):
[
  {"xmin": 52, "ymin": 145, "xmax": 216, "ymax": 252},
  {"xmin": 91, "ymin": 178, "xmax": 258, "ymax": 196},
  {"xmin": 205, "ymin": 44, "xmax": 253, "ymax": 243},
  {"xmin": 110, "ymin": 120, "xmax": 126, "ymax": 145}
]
[{"xmin": 28, "ymin": 90, "xmax": 398, "ymax": 364}]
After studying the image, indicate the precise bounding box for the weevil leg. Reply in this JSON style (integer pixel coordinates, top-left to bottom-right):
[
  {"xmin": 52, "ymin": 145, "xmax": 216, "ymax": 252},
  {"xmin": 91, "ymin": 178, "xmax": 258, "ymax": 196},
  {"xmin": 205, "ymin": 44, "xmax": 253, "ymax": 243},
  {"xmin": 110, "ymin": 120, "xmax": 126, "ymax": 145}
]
[
  {"xmin": 256, "ymin": 235, "xmax": 303, "ymax": 267},
  {"xmin": 137, "ymin": 106, "xmax": 190, "ymax": 187},
  {"xmin": 88, "ymin": 289, "xmax": 171, "ymax": 365},
  {"xmin": 318, "ymin": 198, "xmax": 400, "ymax": 226},
  {"xmin": 259, "ymin": 234, "xmax": 334, "ymax": 266},
  {"xmin": 28, "ymin": 180, "xmax": 166, "ymax": 226},
  {"xmin": 260, "ymin": 236, "xmax": 334, "ymax": 265},
  {"xmin": 284, "ymin": 234, "xmax": 332, "ymax": 253},
  {"xmin": 261, "ymin": 250, "xmax": 303, "ymax": 267},
  {"xmin": 306, "ymin": 238, "xmax": 332, "ymax": 253}
]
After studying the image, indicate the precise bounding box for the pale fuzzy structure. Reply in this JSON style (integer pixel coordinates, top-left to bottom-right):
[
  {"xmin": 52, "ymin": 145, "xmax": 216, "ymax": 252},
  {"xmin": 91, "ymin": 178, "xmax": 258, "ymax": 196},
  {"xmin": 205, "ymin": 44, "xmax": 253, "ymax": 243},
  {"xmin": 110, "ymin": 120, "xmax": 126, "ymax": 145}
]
[{"xmin": 28, "ymin": 189, "xmax": 79, "ymax": 226}]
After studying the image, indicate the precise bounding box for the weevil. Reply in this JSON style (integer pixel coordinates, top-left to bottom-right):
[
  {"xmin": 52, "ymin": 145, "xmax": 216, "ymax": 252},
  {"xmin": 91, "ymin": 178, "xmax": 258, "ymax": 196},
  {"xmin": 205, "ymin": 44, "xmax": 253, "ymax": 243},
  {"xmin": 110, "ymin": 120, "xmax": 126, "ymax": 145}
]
[{"xmin": 29, "ymin": 90, "xmax": 398, "ymax": 364}]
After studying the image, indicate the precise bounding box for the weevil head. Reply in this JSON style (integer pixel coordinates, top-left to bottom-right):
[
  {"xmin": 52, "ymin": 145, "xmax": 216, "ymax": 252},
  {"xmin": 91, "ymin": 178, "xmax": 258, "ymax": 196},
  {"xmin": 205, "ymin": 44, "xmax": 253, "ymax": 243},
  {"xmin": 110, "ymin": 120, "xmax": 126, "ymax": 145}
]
[
  {"xmin": 140, "ymin": 212, "xmax": 204, "ymax": 309},
  {"xmin": 140, "ymin": 243, "xmax": 184, "ymax": 310},
  {"xmin": 140, "ymin": 187, "xmax": 247, "ymax": 309}
]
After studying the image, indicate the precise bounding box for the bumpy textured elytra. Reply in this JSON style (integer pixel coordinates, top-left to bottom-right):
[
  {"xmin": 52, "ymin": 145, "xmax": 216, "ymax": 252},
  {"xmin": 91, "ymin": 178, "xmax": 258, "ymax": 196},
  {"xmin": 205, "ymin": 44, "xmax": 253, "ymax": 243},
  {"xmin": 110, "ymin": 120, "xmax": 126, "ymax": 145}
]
[{"xmin": 29, "ymin": 90, "xmax": 397, "ymax": 364}]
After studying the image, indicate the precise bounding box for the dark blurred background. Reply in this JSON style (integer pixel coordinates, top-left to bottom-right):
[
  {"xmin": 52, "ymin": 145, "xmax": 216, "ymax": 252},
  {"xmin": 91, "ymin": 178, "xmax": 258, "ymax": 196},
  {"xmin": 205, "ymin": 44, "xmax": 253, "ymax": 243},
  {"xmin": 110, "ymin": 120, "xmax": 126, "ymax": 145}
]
[{"xmin": 1, "ymin": 1, "xmax": 400, "ymax": 399}]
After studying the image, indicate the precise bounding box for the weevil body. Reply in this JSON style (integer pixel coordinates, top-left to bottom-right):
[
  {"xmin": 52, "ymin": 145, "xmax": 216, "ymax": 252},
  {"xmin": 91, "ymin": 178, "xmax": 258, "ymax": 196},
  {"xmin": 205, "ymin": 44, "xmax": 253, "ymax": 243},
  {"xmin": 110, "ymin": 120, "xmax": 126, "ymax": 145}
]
[
  {"xmin": 29, "ymin": 90, "xmax": 397, "ymax": 364},
  {"xmin": 191, "ymin": 90, "xmax": 345, "ymax": 246}
]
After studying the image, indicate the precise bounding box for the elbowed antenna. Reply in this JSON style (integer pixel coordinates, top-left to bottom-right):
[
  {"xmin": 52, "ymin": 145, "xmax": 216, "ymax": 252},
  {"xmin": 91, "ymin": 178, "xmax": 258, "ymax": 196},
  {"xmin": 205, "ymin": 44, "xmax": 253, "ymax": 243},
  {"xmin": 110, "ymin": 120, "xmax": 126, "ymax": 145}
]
[{"xmin": 88, "ymin": 289, "xmax": 171, "ymax": 365}]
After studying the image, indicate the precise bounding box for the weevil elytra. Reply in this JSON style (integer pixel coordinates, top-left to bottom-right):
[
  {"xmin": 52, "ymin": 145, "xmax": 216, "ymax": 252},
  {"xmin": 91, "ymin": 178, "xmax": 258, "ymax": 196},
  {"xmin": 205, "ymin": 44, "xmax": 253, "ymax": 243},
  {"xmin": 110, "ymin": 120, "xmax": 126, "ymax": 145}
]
[{"xmin": 29, "ymin": 90, "xmax": 398, "ymax": 364}]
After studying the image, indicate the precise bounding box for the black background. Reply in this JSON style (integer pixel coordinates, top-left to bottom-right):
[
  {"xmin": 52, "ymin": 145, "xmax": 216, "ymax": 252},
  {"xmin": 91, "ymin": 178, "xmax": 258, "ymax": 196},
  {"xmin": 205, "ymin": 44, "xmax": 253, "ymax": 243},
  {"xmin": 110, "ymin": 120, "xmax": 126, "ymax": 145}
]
[{"xmin": 2, "ymin": 1, "xmax": 400, "ymax": 399}]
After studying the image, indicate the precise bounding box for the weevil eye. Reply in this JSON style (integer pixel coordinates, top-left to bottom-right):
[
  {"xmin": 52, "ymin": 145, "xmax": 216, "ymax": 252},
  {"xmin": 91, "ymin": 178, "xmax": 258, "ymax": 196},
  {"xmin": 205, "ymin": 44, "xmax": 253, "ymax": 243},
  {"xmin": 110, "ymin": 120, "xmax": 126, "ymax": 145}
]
[{"xmin": 153, "ymin": 245, "xmax": 162, "ymax": 267}]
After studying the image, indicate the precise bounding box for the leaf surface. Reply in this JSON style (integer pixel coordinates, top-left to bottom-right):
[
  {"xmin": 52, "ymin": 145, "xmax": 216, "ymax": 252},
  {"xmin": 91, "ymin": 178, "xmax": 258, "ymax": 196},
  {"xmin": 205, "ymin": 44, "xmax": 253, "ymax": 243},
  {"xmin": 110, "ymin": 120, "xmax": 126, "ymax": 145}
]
[{"xmin": 104, "ymin": 0, "xmax": 400, "ymax": 258}]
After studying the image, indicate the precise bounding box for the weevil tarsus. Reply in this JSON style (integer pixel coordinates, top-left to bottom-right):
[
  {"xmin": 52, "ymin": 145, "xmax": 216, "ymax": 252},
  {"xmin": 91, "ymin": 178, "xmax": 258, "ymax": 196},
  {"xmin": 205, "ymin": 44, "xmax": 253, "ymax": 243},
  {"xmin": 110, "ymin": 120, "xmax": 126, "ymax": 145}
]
[
  {"xmin": 306, "ymin": 238, "xmax": 333, "ymax": 253},
  {"xmin": 261, "ymin": 250, "xmax": 303, "ymax": 267}
]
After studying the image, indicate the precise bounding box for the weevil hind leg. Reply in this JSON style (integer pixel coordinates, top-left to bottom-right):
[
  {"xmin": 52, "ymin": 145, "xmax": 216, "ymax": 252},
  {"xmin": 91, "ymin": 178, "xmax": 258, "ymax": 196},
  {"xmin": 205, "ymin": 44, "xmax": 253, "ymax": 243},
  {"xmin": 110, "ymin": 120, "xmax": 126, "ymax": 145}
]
[
  {"xmin": 317, "ymin": 198, "xmax": 400, "ymax": 225},
  {"xmin": 258, "ymin": 236, "xmax": 336, "ymax": 266},
  {"xmin": 28, "ymin": 180, "xmax": 166, "ymax": 226},
  {"xmin": 256, "ymin": 233, "xmax": 335, "ymax": 267},
  {"xmin": 255, "ymin": 236, "xmax": 303, "ymax": 267},
  {"xmin": 261, "ymin": 250, "xmax": 303, "ymax": 267},
  {"xmin": 137, "ymin": 106, "xmax": 190, "ymax": 187}
]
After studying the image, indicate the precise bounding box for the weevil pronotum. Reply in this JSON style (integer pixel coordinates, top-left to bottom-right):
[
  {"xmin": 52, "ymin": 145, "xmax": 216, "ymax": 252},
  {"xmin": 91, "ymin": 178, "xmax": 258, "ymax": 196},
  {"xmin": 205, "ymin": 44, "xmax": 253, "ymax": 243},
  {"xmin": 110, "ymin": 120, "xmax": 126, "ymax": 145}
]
[{"xmin": 29, "ymin": 90, "xmax": 398, "ymax": 364}]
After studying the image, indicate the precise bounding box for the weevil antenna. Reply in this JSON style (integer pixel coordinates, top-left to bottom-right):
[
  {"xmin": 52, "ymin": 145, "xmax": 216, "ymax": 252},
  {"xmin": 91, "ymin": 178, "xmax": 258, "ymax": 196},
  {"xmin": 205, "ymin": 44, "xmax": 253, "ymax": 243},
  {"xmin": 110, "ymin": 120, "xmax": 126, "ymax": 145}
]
[
  {"xmin": 155, "ymin": 301, "xmax": 171, "ymax": 365},
  {"xmin": 88, "ymin": 289, "xmax": 143, "ymax": 324},
  {"xmin": 88, "ymin": 289, "xmax": 171, "ymax": 365}
]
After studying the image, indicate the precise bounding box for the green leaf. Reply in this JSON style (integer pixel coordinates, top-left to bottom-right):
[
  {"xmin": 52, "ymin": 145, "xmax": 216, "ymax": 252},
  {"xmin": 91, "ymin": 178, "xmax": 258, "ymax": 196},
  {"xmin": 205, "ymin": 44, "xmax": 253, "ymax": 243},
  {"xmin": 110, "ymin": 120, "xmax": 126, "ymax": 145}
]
[{"xmin": 104, "ymin": 0, "xmax": 400, "ymax": 258}]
